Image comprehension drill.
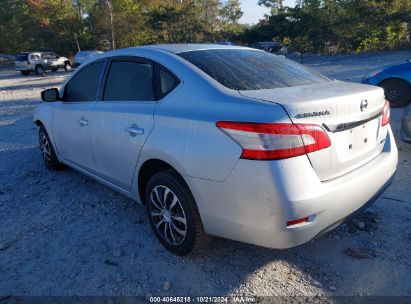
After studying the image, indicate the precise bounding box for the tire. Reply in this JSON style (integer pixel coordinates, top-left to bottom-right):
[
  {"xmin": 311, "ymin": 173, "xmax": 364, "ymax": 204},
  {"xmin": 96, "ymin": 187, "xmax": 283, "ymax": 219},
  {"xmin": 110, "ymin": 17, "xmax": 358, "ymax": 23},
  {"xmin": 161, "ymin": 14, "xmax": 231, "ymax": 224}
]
[
  {"xmin": 35, "ymin": 65, "xmax": 44, "ymax": 75},
  {"xmin": 20, "ymin": 71, "xmax": 30, "ymax": 75},
  {"xmin": 381, "ymin": 79, "xmax": 411, "ymax": 108},
  {"xmin": 64, "ymin": 62, "xmax": 72, "ymax": 71},
  {"xmin": 145, "ymin": 169, "xmax": 208, "ymax": 255},
  {"xmin": 39, "ymin": 126, "xmax": 64, "ymax": 171}
]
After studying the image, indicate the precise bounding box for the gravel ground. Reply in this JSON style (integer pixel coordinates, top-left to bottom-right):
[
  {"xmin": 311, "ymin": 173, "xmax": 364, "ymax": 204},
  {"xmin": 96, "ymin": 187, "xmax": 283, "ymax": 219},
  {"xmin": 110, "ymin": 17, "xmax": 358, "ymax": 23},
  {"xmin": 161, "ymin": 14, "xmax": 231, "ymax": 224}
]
[{"xmin": 0, "ymin": 51, "xmax": 411, "ymax": 298}]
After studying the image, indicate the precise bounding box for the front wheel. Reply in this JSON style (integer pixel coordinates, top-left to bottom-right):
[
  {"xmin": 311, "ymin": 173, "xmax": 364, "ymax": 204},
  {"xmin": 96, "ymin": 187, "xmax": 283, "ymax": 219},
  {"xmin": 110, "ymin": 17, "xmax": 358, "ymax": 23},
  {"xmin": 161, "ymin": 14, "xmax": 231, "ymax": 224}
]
[
  {"xmin": 64, "ymin": 62, "xmax": 72, "ymax": 71},
  {"xmin": 39, "ymin": 126, "xmax": 64, "ymax": 171},
  {"xmin": 145, "ymin": 170, "xmax": 208, "ymax": 255},
  {"xmin": 381, "ymin": 79, "xmax": 411, "ymax": 108}
]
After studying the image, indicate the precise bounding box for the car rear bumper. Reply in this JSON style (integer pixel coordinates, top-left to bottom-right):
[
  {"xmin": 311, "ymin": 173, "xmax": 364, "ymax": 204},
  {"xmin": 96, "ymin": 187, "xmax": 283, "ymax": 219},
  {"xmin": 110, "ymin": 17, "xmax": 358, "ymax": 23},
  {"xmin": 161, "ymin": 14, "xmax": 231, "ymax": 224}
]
[{"xmin": 186, "ymin": 127, "xmax": 398, "ymax": 249}]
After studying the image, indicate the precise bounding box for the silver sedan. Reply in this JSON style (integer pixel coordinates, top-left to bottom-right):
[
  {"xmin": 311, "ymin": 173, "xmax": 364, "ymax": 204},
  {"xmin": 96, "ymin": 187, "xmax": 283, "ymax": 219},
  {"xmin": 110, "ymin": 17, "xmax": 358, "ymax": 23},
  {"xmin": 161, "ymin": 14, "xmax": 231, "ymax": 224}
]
[{"xmin": 35, "ymin": 44, "xmax": 398, "ymax": 255}]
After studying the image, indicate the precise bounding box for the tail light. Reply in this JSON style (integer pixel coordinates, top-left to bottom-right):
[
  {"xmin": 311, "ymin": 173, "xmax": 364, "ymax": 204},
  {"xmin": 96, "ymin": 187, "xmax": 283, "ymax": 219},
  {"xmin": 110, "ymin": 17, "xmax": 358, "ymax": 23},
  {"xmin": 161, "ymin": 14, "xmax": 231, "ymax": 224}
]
[
  {"xmin": 287, "ymin": 217, "xmax": 310, "ymax": 227},
  {"xmin": 381, "ymin": 99, "xmax": 390, "ymax": 127},
  {"xmin": 216, "ymin": 121, "xmax": 331, "ymax": 160}
]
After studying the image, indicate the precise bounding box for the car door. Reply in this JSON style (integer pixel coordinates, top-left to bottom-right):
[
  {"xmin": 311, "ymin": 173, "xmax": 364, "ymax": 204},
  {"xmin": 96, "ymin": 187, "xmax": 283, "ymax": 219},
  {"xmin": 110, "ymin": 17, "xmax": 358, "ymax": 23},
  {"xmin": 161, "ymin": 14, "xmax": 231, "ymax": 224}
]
[
  {"xmin": 90, "ymin": 57, "xmax": 162, "ymax": 191},
  {"xmin": 51, "ymin": 59, "xmax": 106, "ymax": 171},
  {"xmin": 41, "ymin": 53, "xmax": 51, "ymax": 68}
]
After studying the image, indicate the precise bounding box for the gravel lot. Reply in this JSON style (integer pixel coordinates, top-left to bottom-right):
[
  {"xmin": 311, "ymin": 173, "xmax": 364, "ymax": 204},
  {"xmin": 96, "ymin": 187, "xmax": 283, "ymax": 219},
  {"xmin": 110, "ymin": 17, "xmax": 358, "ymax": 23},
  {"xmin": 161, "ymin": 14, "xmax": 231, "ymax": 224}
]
[{"xmin": 0, "ymin": 51, "xmax": 410, "ymax": 298}]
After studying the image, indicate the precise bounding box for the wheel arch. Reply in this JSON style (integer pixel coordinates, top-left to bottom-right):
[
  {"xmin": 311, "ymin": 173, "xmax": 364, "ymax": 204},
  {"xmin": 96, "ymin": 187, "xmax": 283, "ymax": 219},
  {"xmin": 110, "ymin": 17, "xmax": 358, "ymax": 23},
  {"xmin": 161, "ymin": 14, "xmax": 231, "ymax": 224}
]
[
  {"xmin": 379, "ymin": 77, "xmax": 411, "ymax": 88},
  {"xmin": 33, "ymin": 109, "xmax": 61, "ymax": 161},
  {"xmin": 137, "ymin": 159, "xmax": 190, "ymax": 205},
  {"xmin": 34, "ymin": 119, "xmax": 44, "ymax": 127}
]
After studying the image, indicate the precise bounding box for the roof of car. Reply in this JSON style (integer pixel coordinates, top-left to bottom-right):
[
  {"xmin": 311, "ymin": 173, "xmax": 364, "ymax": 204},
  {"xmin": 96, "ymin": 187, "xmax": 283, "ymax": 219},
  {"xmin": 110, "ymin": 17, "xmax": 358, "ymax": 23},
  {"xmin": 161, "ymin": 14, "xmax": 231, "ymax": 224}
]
[{"xmin": 132, "ymin": 43, "xmax": 250, "ymax": 54}]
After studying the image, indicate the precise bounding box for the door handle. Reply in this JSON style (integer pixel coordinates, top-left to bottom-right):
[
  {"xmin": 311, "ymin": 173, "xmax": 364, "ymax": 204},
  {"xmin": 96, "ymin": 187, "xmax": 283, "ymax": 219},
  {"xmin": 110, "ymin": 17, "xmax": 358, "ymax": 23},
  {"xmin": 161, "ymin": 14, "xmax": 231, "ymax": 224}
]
[
  {"xmin": 79, "ymin": 118, "xmax": 88, "ymax": 127},
  {"xmin": 125, "ymin": 124, "xmax": 144, "ymax": 137}
]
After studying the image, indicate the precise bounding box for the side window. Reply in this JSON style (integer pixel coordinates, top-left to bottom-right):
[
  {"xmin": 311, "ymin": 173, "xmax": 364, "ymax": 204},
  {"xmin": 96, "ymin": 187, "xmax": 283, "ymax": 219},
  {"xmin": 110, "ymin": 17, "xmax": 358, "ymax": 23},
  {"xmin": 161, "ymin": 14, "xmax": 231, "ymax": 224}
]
[
  {"xmin": 158, "ymin": 66, "xmax": 180, "ymax": 99},
  {"xmin": 64, "ymin": 60, "xmax": 104, "ymax": 102},
  {"xmin": 30, "ymin": 54, "xmax": 40, "ymax": 60},
  {"xmin": 103, "ymin": 61, "xmax": 155, "ymax": 102}
]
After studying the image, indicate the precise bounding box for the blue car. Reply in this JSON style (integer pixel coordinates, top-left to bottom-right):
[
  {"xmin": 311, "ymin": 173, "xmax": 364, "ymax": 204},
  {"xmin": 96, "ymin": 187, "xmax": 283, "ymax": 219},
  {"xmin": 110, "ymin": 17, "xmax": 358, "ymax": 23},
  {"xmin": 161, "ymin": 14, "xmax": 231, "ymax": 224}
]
[{"xmin": 362, "ymin": 60, "xmax": 411, "ymax": 108}]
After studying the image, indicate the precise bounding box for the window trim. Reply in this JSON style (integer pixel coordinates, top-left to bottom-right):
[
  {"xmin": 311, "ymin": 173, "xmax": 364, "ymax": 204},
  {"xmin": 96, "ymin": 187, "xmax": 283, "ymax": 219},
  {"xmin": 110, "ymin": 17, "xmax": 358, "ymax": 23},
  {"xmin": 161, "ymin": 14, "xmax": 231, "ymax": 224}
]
[
  {"xmin": 97, "ymin": 55, "xmax": 182, "ymax": 103},
  {"xmin": 98, "ymin": 56, "xmax": 157, "ymax": 103},
  {"xmin": 154, "ymin": 63, "xmax": 181, "ymax": 101},
  {"xmin": 61, "ymin": 59, "xmax": 108, "ymax": 103}
]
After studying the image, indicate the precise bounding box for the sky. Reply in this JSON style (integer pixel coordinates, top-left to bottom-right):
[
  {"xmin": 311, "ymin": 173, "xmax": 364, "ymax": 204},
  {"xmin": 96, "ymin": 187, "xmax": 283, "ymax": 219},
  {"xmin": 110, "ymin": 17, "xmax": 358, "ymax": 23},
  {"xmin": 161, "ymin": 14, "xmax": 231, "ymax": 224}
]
[{"xmin": 240, "ymin": 0, "xmax": 296, "ymax": 24}]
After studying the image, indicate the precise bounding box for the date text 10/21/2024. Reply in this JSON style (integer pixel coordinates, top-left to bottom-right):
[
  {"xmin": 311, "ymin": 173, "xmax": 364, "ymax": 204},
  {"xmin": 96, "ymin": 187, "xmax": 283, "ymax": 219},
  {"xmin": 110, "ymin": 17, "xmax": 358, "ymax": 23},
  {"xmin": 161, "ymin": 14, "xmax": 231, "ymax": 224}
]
[{"xmin": 148, "ymin": 296, "xmax": 257, "ymax": 303}]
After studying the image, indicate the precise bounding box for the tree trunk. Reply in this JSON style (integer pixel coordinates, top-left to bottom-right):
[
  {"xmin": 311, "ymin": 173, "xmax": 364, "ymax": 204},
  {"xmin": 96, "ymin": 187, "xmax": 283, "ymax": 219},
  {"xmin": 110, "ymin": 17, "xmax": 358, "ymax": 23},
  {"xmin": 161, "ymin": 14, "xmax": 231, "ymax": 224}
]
[
  {"xmin": 74, "ymin": 33, "xmax": 81, "ymax": 52},
  {"xmin": 106, "ymin": 0, "xmax": 115, "ymax": 50}
]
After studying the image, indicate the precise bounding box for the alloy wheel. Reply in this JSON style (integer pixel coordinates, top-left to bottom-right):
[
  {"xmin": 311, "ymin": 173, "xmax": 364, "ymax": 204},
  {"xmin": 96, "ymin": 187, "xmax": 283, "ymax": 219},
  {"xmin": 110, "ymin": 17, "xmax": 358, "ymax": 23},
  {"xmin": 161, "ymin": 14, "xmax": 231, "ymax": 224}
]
[
  {"xmin": 149, "ymin": 185, "xmax": 187, "ymax": 245},
  {"xmin": 39, "ymin": 132, "xmax": 51, "ymax": 165}
]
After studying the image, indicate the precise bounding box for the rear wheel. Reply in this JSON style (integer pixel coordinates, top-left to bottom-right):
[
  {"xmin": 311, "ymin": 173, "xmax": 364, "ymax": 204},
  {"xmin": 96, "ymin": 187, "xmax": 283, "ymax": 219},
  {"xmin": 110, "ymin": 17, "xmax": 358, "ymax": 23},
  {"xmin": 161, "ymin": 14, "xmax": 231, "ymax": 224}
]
[
  {"xmin": 145, "ymin": 169, "xmax": 208, "ymax": 255},
  {"xmin": 39, "ymin": 126, "xmax": 64, "ymax": 171},
  {"xmin": 381, "ymin": 79, "xmax": 411, "ymax": 108},
  {"xmin": 35, "ymin": 65, "xmax": 44, "ymax": 75}
]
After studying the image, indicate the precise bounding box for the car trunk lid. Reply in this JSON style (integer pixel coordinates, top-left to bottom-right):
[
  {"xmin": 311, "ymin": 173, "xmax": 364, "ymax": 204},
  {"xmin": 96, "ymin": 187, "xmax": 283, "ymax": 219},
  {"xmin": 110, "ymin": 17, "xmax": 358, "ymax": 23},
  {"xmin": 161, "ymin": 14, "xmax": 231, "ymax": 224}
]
[{"xmin": 240, "ymin": 81, "xmax": 388, "ymax": 181}]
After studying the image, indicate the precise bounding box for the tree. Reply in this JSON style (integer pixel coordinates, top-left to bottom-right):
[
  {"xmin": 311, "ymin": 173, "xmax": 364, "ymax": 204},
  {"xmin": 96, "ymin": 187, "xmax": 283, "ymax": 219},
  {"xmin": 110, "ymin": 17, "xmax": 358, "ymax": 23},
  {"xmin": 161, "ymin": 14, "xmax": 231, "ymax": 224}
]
[
  {"xmin": 242, "ymin": 0, "xmax": 411, "ymax": 53},
  {"xmin": 258, "ymin": 0, "xmax": 284, "ymax": 11},
  {"xmin": 221, "ymin": 0, "xmax": 243, "ymax": 23}
]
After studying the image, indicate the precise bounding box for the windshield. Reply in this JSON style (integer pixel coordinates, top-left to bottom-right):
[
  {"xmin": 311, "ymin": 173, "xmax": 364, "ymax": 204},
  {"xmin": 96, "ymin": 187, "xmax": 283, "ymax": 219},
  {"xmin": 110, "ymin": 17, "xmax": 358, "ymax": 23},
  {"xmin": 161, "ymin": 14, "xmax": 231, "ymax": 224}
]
[{"xmin": 178, "ymin": 49, "xmax": 331, "ymax": 90}]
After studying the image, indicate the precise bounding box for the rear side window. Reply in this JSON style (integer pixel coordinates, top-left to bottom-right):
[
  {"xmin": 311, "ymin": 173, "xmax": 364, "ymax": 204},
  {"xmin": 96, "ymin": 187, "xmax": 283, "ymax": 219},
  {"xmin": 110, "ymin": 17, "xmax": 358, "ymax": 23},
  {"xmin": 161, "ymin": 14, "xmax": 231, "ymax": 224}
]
[
  {"xmin": 30, "ymin": 54, "xmax": 40, "ymax": 60},
  {"xmin": 178, "ymin": 49, "xmax": 331, "ymax": 90},
  {"xmin": 64, "ymin": 60, "xmax": 104, "ymax": 102},
  {"xmin": 157, "ymin": 66, "xmax": 180, "ymax": 99},
  {"xmin": 103, "ymin": 61, "xmax": 155, "ymax": 102},
  {"xmin": 15, "ymin": 54, "xmax": 28, "ymax": 61}
]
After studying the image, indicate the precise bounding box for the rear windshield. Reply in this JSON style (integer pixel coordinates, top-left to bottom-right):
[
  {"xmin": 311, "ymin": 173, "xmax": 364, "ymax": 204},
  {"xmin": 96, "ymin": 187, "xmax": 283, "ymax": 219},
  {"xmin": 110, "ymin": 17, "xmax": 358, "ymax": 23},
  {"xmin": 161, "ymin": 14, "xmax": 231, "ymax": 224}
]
[
  {"xmin": 15, "ymin": 54, "xmax": 28, "ymax": 61},
  {"xmin": 178, "ymin": 49, "xmax": 331, "ymax": 90}
]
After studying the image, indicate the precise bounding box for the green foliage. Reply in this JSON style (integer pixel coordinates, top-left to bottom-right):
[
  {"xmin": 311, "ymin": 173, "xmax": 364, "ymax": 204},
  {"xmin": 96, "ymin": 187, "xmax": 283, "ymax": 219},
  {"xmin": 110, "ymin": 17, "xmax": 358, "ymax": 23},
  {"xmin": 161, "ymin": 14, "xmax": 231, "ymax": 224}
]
[
  {"xmin": 0, "ymin": 0, "xmax": 409, "ymax": 55},
  {"xmin": 244, "ymin": 0, "xmax": 411, "ymax": 53},
  {"xmin": 0, "ymin": 0, "xmax": 245, "ymax": 55}
]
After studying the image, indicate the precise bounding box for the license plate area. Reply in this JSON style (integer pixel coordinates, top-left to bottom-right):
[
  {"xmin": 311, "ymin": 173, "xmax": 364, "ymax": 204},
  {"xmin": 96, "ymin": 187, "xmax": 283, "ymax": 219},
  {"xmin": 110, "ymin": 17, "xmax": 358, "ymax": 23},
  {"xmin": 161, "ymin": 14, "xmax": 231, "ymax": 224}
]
[{"xmin": 333, "ymin": 118, "xmax": 380, "ymax": 161}]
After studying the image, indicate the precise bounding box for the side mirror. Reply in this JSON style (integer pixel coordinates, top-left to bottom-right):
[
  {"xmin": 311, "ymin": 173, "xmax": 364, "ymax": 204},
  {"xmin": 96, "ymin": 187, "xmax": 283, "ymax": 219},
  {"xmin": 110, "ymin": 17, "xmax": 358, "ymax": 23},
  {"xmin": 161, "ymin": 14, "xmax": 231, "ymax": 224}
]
[{"xmin": 41, "ymin": 88, "xmax": 60, "ymax": 102}]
